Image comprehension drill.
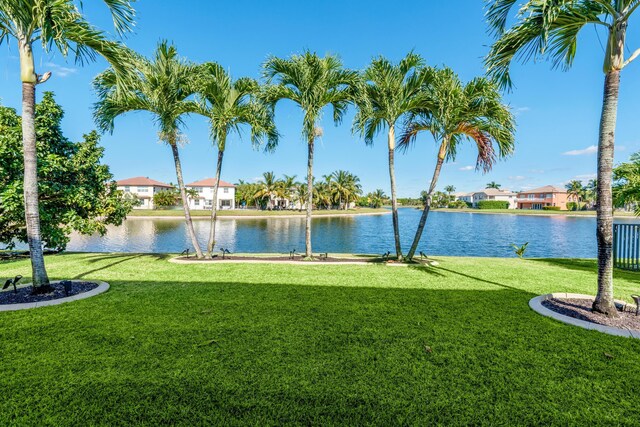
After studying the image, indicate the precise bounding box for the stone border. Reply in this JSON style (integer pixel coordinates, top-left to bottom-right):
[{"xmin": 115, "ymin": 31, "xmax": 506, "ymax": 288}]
[
  {"xmin": 529, "ymin": 293, "xmax": 640, "ymax": 339},
  {"xmin": 169, "ymin": 256, "xmax": 439, "ymax": 268},
  {"xmin": 0, "ymin": 281, "xmax": 109, "ymax": 312}
]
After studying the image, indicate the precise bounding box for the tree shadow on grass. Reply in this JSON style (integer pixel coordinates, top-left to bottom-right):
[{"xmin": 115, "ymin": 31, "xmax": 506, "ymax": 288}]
[
  {"xmin": 529, "ymin": 258, "xmax": 640, "ymax": 281},
  {"xmin": 73, "ymin": 254, "xmax": 145, "ymax": 280}
]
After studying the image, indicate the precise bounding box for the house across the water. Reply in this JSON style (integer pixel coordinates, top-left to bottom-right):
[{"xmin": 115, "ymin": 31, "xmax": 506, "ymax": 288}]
[
  {"xmin": 186, "ymin": 178, "xmax": 236, "ymax": 210},
  {"xmin": 516, "ymin": 185, "xmax": 576, "ymax": 210},
  {"xmin": 116, "ymin": 177, "xmax": 173, "ymax": 209}
]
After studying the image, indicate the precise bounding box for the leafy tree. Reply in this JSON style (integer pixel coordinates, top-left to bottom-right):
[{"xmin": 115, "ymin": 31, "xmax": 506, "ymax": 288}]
[
  {"xmin": 486, "ymin": 181, "xmax": 501, "ymax": 189},
  {"xmin": 0, "ymin": 93, "xmax": 133, "ymax": 252},
  {"xmin": 485, "ymin": 0, "xmax": 640, "ymax": 316},
  {"xmin": 353, "ymin": 53, "xmax": 428, "ymax": 260},
  {"xmin": 263, "ymin": 51, "xmax": 360, "ymax": 257},
  {"xmin": 194, "ymin": 63, "xmax": 277, "ymax": 257},
  {"xmin": 444, "ymin": 185, "xmax": 456, "ymax": 202},
  {"xmin": 613, "ymin": 152, "xmax": 640, "ymax": 213},
  {"xmin": 362, "ymin": 189, "xmax": 387, "ymax": 208},
  {"xmin": 153, "ymin": 189, "xmax": 180, "ymax": 208},
  {"xmin": 0, "ymin": 0, "xmax": 135, "ymax": 288},
  {"xmin": 94, "ymin": 41, "xmax": 206, "ymax": 259},
  {"xmin": 565, "ymin": 180, "xmax": 585, "ymax": 210},
  {"xmin": 399, "ymin": 67, "xmax": 515, "ymax": 260}
]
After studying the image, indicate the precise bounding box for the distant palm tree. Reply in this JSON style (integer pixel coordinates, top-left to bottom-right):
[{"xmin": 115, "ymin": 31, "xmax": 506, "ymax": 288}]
[
  {"xmin": 354, "ymin": 52, "xmax": 428, "ymax": 260},
  {"xmin": 485, "ymin": 0, "xmax": 640, "ymax": 316},
  {"xmin": 586, "ymin": 179, "xmax": 598, "ymax": 208},
  {"xmin": 255, "ymin": 172, "xmax": 279, "ymax": 209},
  {"xmin": 399, "ymin": 67, "xmax": 515, "ymax": 260},
  {"xmin": 195, "ymin": 63, "xmax": 277, "ymax": 257},
  {"xmin": 263, "ymin": 51, "xmax": 359, "ymax": 257},
  {"xmin": 278, "ymin": 175, "xmax": 299, "ymax": 209},
  {"xmin": 367, "ymin": 189, "xmax": 387, "ymax": 209},
  {"xmin": 331, "ymin": 170, "xmax": 362, "ymax": 210},
  {"xmin": 486, "ymin": 182, "xmax": 501, "ymax": 190},
  {"xmin": 0, "ymin": 0, "xmax": 135, "ymax": 289},
  {"xmin": 444, "ymin": 185, "xmax": 456, "ymax": 202},
  {"xmin": 94, "ymin": 41, "xmax": 205, "ymax": 258},
  {"xmin": 565, "ymin": 180, "xmax": 585, "ymax": 210}
]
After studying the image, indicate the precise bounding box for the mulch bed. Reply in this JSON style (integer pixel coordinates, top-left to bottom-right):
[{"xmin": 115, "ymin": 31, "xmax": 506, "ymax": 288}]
[
  {"xmin": 0, "ymin": 281, "xmax": 98, "ymax": 305},
  {"xmin": 542, "ymin": 298, "xmax": 640, "ymax": 331},
  {"xmin": 178, "ymin": 255, "xmax": 398, "ymax": 264}
]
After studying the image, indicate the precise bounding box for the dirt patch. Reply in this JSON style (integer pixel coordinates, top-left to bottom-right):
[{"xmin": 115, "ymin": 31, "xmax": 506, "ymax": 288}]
[
  {"xmin": 542, "ymin": 298, "xmax": 640, "ymax": 332},
  {"xmin": 0, "ymin": 281, "xmax": 99, "ymax": 305}
]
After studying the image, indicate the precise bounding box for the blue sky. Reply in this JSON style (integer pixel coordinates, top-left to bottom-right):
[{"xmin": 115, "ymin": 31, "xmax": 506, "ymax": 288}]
[{"xmin": 2, "ymin": 0, "xmax": 640, "ymax": 197}]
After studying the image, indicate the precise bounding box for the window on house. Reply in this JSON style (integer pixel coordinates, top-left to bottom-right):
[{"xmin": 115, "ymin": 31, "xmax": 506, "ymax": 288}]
[
  {"xmin": 220, "ymin": 199, "xmax": 231, "ymax": 208},
  {"xmin": 196, "ymin": 187, "xmax": 203, "ymax": 193},
  {"xmin": 205, "ymin": 199, "xmax": 212, "ymax": 206},
  {"xmin": 223, "ymin": 187, "xmax": 229, "ymax": 194},
  {"xmin": 138, "ymin": 186, "xmax": 149, "ymax": 193},
  {"xmin": 124, "ymin": 186, "xmax": 130, "ymax": 192},
  {"xmin": 546, "ymin": 193, "xmax": 553, "ymax": 198},
  {"xmin": 194, "ymin": 199, "xmax": 200, "ymax": 206}
]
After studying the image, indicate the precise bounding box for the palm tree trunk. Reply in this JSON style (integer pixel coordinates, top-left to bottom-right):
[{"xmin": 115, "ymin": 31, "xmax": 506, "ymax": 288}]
[
  {"xmin": 305, "ymin": 137, "xmax": 314, "ymax": 257},
  {"xmin": 387, "ymin": 125, "xmax": 403, "ymax": 260},
  {"xmin": 20, "ymin": 39, "xmax": 50, "ymax": 290},
  {"xmin": 206, "ymin": 149, "xmax": 224, "ymax": 258},
  {"xmin": 170, "ymin": 142, "xmax": 204, "ymax": 259},
  {"xmin": 406, "ymin": 141, "xmax": 447, "ymax": 261},
  {"xmin": 592, "ymin": 70, "xmax": 620, "ymax": 317}
]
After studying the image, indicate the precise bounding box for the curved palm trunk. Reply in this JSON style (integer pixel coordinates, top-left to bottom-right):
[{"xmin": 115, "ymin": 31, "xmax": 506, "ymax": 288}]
[
  {"xmin": 305, "ymin": 137, "xmax": 314, "ymax": 257},
  {"xmin": 206, "ymin": 149, "xmax": 224, "ymax": 258},
  {"xmin": 592, "ymin": 69, "xmax": 620, "ymax": 317},
  {"xmin": 170, "ymin": 142, "xmax": 204, "ymax": 259},
  {"xmin": 406, "ymin": 141, "xmax": 447, "ymax": 261},
  {"xmin": 387, "ymin": 126, "xmax": 403, "ymax": 260},
  {"xmin": 20, "ymin": 40, "xmax": 50, "ymax": 290}
]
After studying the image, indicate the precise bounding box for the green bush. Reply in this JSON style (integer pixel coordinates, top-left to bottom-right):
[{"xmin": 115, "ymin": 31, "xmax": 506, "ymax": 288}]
[
  {"xmin": 542, "ymin": 206, "xmax": 561, "ymax": 211},
  {"xmin": 447, "ymin": 200, "xmax": 468, "ymax": 209},
  {"xmin": 477, "ymin": 200, "xmax": 509, "ymax": 209},
  {"xmin": 566, "ymin": 202, "xmax": 577, "ymax": 211}
]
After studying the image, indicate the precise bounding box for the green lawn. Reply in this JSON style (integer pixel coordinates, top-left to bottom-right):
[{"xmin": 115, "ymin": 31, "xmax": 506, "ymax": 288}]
[
  {"xmin": 435, "ymin": 207, "xmax": 636, "ymax": 216},
  {"xmin": 1, "ymin": 254, "xmax": 639, "ymax": 425},
  {"xmin": 128, "ymin": 207, "xmax": 389, "ymax": 217}
]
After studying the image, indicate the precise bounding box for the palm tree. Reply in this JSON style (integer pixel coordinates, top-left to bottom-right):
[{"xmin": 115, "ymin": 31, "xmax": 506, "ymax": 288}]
[
  {"xmin": 353, "ymin": 52, "xmax": 429, "ymax": 260},
  {"xmin": 444, "ymin": 185, "xmax": 456, "ymax": 203},
  {"xmin": 565, "ymin": 180, "xmax": 585, "ymax": 210},
  {"xmin": 485, "ymin": 0, "xmax": 640, "ymax": 317},
  {"xmin": 194, "ymin": 63, "xmax": 277, "ymax": 257},
  {"xmin": 486, "ymin": 181, "xmax": 501, "ymax": 190},
  {"xmin": 263, "ymin": 51, "xmax": 359, "ymax": 257},
  {"xmin": 586, "ymin": 178, "xmax": 598, "ymax": 209},
  {"xmin": 94, "ymin": 41, "xmax": 205, "ymax": 259},
  {"xmin": 367, "ymin": 189, "xmax": 387, "ymax": 209},
  {"xmin": 0, "ymin": 0, "xmax": 135, "ymax": 290},
  {"xmin": 399, "ymin": 67, "xmax": 515, "ymax": 260},
  {"xmin": 278, "ymin": 175, "xmax": 299, "ymax": 209},
  {"xmin": 255, "ymin": 172, "xmax": 279, "ymax": 209},
  {"xmin": 330, "ymin": 170, "xmax": 362, "ymax": 210}
]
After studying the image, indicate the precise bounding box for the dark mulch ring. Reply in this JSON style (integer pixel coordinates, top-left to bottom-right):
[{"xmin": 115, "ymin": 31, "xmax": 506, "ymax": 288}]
[
  {"xmin": 0, "ymin": 281, "xmax": 98, "ymax": 305},
  {"xmin": 178, "ymin": 255, "xmax": 400, "ymax": 263},
  {"xmin": 542, "ymin": 298, "xmax": 640, "ymax": 331}
]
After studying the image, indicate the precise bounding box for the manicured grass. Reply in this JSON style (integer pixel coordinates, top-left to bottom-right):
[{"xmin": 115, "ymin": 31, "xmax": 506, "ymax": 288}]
[
  {"xmin": 435, "ymin": 207, "xmax": 636, "ymax": 216},
  {"xmin": 127, "ymin": 207, "xmax": 389, "ymax": 217},
  {"xmin": 1, "ymin": 253, "xmax": 639, "ymax": 425}
]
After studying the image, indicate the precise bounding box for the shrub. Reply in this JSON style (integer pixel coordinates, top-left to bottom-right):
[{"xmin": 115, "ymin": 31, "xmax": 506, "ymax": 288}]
[
  {"xmin": 447, "ymin": 200, "xmax": 468, "ymax": 209},
  {"xmin": 542, "ymin": 206, "xmax": 561, "ymax": 211},
  {"xmin": 566, "ymin": 202, "xmax": 577, "ymax": 211},
  {"xmin": 477, "ymin": 200, "xmax": 509, "ymax": 209}
]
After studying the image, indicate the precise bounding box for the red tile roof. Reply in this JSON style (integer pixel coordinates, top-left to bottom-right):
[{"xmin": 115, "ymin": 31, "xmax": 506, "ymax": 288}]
[
  {"xmin": 518, "ymin": 185, "xmax": 566, "ymax": 194},
  {"xmin": 116, "ymin": 176, "xmax": 172, "ymax": 188},
  {"xmin": 186, "ymin": 178, "xmax": 235, "ymax": 188}
]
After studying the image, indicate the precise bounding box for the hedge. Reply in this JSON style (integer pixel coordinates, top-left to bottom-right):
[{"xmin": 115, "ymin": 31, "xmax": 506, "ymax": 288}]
[
  {"xmin": 542, "ymin": 206, "xmax": 561, "ymax": 211},
  {"xmin": 477, "ymin": 200, "xmax": 510, "ymax": 209}
]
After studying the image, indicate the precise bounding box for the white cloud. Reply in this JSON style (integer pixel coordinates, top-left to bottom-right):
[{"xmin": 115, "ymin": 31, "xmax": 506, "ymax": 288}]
[
  {"xmin": 44, "ymin": 62, "xmax": 78, "ymax": 78},
  {"xmin": 459, "ymin": 166, "xmax": 474, "ymax": 171},
  {"xmin": 508, "ymin": 175, "xmax": 527, "ymax": 181},
  {"xmin": 563, "ymin": 145, "xmax": 597, "ymax": 156},
  {"xmin": 514, "ymin": 106, "xmax": 530, "ymax": 116}
]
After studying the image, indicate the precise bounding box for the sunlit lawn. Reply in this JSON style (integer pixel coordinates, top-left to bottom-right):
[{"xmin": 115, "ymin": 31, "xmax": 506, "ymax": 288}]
[{"xmin": 1, "ymin": 253, "xmax": 639, "ymax": 425}]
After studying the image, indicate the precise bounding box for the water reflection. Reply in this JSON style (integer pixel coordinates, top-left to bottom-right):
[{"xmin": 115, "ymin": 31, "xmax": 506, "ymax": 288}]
[{"xmin": 65, "ymin": 209, "xmax": 640, "ymax": 258}]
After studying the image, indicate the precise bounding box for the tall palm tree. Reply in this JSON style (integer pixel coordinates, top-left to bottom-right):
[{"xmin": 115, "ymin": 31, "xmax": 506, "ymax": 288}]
[
  {"xmin": 486, "ymin": 181, "xmax": 501, "ymax": 189},
  {"xmin": 565, "ymin": 180, "xmax": 585, "ymax": 210},
  {"xmin": 194, "ymin": 63, "xmax": 277, "ymax": 257},
  {"xmin": 0, "ymin": 0, "xmax": 135, "ymax": 290},
  {"xmin": 94, "ymin": 41, "xmax": 205, "ymax": 259},
  {"xmin": 353, "ymin": 52, "xmax": 429, "ymax": 260},
  {"xmin": 399, "ymin": 67, "xmax": 515, "ymax": 260},
  {"xmin": 444, "ymin": 185, "xmax": 456, "ymax": 202},
  {"xmin": 255, "ymin": 171, "xmax": 279, "ymax": 209},
  {"xmin": 485, "ymin": 0, "xmax": 640, "ymax": 316},
  {"xmin": 263, "ymin": 51, "xmax": 359, "ymax": 257},
  {"xmin": 278, "ymin": 174, "xmax": 299, "ymax": 209}
]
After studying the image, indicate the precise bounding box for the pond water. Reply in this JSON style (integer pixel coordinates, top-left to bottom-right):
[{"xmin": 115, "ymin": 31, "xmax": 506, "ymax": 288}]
[{"xmin": 65, "ymin": 208, "xmax": 640, "ymax": 258}]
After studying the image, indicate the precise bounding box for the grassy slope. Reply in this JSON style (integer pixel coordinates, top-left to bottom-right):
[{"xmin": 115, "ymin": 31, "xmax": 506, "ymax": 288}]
[
  {"xmin": 128, "ymin": 208, "xmax": 388, "ymax": 217},
  {"xmin": 434, "ymin": 208, "xmax": 636, "ymax": 216},
  {"xmin": 1, "ymin": 254, "xmax": 639, "ymax": 425}
]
